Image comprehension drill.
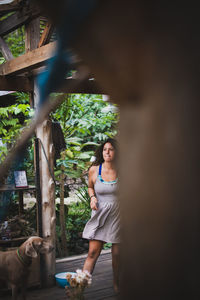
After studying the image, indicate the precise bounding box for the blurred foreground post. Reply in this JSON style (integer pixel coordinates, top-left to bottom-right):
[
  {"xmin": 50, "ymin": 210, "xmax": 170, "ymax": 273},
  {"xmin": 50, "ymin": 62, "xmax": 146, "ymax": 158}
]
[
  {"xmin": 30, "ymin": 0, "xmax": 200, "ymax": 297},
  {"xmin": 72, "ymin": 1, "xmax": 200, "ymax": 298}
]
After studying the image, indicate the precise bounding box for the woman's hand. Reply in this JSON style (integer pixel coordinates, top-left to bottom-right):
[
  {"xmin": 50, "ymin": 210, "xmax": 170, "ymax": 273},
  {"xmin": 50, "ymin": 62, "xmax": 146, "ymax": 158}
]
[{"xmin": 90, "ymin": 197, "xmax": 98, "ymax": 210}]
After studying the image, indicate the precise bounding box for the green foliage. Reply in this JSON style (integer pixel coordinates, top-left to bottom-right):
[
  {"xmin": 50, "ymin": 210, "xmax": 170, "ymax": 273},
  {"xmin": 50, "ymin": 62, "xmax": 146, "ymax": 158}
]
[
  {"xmin": 5, "ymin": 27, "xmax": 25, "ymax": 57},
  {"xmin": 53, "ymin": 94, "xmax": 118, "ymax": 180},
  {"xmin": 53, "ymin": 94, "xmax": 118, "ymax": 143},
  {"xmin": 103, "ymin": 243, "xmax": 112, "ymax": 250},
  {"xmin": 0, "ymin": 92, "xmax": 34, "ymax": 182},
  {"xmin": 0, "ymin": 98, "xmax": 33, "ymax": 161},
  {"xmin": 0, "ymin": 26, "xmax": 25, "ymax": 59}
]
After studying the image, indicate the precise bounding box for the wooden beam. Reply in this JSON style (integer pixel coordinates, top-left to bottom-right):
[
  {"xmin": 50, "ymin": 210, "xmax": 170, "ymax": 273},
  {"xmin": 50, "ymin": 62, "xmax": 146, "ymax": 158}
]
[
  {"xmin": 0, "ymin": 75, "xmax": 104, "ymax": 94},
  {"xmin": 0, "ymin": 41, "xmax": 56, "ymax": 75},
  {"xmin": 0, "ymin": 75, "xmax": 33, "ymax": 92},
  {"xmin": 0, "ymin": 36, "xmax": 14, "ymax": 60},
  {"xmin": 0, "ymin": 4, "xmax": 41, "ymax": 36},
  {"xmin": 25, "ymin": 18, "xmax": 40, "ymax": 51},
  {"xmin": 38, "ymin": 21, "xmax": 54, "ymax": 47},
  {"xmin": 0, "ymin": 4, "xmax": 20, "ymax": 13},
  {"xmin": 0, "ymin": 0, "xmax": 22, "ymax": 13}
]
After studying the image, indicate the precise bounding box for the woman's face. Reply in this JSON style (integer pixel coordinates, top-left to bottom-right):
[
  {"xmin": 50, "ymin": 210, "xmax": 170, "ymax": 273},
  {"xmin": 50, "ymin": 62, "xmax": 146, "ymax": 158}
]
[{"xmin": 102, "ymin": 142, "xmax": 115, "ymax": 162}]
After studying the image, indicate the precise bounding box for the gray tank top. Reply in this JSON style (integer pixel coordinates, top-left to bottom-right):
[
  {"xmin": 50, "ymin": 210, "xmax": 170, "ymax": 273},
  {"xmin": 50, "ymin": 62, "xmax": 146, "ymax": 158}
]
[{"xmin": 94, "ymin": 164, "xmax": 118, "ymax": 205}]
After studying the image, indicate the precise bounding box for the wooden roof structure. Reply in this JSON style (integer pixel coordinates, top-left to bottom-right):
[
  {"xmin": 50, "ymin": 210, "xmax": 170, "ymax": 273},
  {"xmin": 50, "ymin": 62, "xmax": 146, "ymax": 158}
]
[{"xmin": 0, "ymin": 0, "xmax": 104, "ymax": 99}]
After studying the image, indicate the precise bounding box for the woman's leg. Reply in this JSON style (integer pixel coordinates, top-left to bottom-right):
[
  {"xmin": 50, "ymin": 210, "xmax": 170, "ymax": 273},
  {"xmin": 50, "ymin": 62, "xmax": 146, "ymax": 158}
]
[
  {"xmin": 112, "ymin": 243, "xmax": 120, "ymax": 293},
  {"xmin": 83, "ymin": 240, "xmax": 104, "ymax": 274}
]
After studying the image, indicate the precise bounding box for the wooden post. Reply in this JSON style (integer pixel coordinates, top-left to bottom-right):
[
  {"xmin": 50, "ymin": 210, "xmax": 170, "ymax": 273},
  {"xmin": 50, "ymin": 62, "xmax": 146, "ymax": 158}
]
[
  {"xmin": 34, "ymin": 138, "xmax": 43, "ymax": 237},
  {"xmin": 34, "ymin": 83, "xmax": 56, "ymax": 287},
  {"xmin": 59, "ymin": 151, "xmax": 68, "ymax": 257},
  {"xmin": 71, "ymin": 1, "xmax": 200, "ymax": 298},
  {"xmin": 25, "ymin": 18, "xmax": 40, "ymax": 52},
  {"xmin": 36, "ymin": 119, "xmax": 56, "ymax": 287},
  {"xmin": 18, "ymin": 190, "xmax": 24, "ymax": 215}
]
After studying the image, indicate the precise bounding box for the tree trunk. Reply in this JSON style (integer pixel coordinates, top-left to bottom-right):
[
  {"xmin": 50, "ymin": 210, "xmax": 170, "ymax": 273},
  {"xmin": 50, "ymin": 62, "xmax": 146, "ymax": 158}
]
[
  {"xmin": 34, "ymin": 80, "xmax": 56, "ymax": 287},
  {"xmin": 36, "ymin": 118, "xmax": 56, "ymax": 287}
]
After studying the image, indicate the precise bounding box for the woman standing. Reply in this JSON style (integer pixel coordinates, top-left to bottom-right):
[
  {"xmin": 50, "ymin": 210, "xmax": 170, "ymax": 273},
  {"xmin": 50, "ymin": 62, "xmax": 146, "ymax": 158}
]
[{"xmin": 82, "ymin": 138, "xmax": 120, "ymax": 293}]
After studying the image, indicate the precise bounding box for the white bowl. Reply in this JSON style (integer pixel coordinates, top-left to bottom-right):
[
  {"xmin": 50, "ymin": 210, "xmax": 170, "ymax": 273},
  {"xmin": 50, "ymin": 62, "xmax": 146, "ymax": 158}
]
[{"xmin": 55, "ymin": 272, "xmax": 76, "ymax": 288}]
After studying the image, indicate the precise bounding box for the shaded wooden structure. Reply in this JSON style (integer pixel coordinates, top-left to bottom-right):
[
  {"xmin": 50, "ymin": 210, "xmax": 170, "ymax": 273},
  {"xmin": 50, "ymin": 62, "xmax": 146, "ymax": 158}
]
[{"xmin": 0, "ymin": 0, "xmax": 104, "ymax": 95}]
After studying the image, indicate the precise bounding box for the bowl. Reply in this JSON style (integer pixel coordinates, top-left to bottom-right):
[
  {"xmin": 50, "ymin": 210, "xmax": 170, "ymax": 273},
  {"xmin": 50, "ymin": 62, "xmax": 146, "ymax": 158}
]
[{"xmin": 55, "ymin": 272, "xmax": 76, "ymax": 288}]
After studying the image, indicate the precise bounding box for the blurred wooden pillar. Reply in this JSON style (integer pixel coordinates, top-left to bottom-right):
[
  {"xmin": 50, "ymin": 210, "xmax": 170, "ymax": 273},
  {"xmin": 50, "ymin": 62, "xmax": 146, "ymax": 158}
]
[{"xmin": 72, "ymin": 1, "xmax": 200, "ymax": 298}]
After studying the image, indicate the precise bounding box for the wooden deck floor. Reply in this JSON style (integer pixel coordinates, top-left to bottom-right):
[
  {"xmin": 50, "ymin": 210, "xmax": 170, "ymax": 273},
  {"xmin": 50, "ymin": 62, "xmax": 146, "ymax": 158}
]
[{"xmin": 1, "ymin": 250, "xmax": 118, "ymax": 300}]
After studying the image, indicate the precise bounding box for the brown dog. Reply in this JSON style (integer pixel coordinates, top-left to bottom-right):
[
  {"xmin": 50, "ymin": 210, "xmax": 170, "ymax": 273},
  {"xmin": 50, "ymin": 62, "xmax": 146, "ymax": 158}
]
[{"xmin": 0, "ymin": 236, "xmax": 54, "ymax": 300}]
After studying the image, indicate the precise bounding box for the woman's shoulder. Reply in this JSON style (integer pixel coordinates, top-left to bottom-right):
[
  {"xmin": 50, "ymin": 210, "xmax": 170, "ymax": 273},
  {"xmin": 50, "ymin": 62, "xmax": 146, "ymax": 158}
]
[
  {"xmin": 88, "ymin": 165, "xmax": 99, "ymax": 184},
  {"xmin": 89, "ymin": 165, "xmax": 99, "ymax": 174}
]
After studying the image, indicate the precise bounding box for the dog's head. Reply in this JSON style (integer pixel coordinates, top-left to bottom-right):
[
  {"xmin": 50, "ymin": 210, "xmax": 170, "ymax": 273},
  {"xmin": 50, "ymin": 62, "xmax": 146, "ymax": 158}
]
[{"xmin": 24, "ymin": 236, "xmax": 54, "ymax": 258}]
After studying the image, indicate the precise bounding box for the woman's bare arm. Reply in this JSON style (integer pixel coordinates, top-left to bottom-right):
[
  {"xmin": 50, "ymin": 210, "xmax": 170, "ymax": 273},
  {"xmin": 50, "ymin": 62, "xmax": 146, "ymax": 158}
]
[{"xmin": 88, "ymin": 166, "xmax": 98, "ymax": 210}]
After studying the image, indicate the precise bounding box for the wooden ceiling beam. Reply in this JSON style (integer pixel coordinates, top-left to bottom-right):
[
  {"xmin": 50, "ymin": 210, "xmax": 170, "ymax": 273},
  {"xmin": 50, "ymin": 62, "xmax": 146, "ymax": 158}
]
[
  {"xmin": 0, "ymin": 75, "xmax": 33, "ymax": 92},
  {"xmin": 0, "ymin": 4, "xmax": 20, "ymax": 13},
  {"xmin": 0, "ymin": 0, "xmax": 23, "ymax": 13},
  {"xmin": 0, "ymin": 75, "xmax": 104, "ymax": 94},
  {"xmin": 0, "ymin": 4, "xmax": 41, "ymax": 36},
  {"xmin": 0, "ymin": 41, "xmax": 56, "ymax": 75}
]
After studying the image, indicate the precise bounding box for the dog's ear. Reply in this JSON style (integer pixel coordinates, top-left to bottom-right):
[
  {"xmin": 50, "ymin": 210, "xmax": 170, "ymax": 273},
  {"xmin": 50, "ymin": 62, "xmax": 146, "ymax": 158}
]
[{"xmin": 25, "ymin": 240, "xmax": 38, "ymax": 258}]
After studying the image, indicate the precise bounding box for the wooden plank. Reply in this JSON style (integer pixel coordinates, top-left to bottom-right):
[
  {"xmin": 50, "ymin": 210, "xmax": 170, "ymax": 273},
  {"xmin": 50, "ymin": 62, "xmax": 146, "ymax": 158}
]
[
  {"xmin": 0, "ymin": 36, "xmax": 14, "ymax": 60},
  {"xmin": 38, "ymin": 21, "xmax": 54, "ymax": 47},
  {"xmin": 0, "ymin": 5, "xmax": 20, "ymax": 14},
  {"xmin": 0, "ymin": 4, "xmax": 41, "ymax": 37},
  {"xmin": 0, "ymin": 74, "xmax": 104, "ymax": 94},
  {"xmin": 25, "ymin": 18, "xmax": 40, "ymax": 52},
  {"xmin": 0, "ymin": 75, "xmax": 33, "ymax": 91},
  {"xmin": 0, "ymin": 41, "xmax": 56, "ymax": 75},
  {"xmin": 0, "ymin": 1, "xmax": 21, "ymax": 13}
]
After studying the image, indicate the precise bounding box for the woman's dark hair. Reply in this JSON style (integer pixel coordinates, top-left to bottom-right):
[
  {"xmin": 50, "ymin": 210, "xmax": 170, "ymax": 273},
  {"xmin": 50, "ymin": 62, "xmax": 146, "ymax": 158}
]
[{"xmin": 92, "ymin": 138, "xmax": 117, "ymax": 166}]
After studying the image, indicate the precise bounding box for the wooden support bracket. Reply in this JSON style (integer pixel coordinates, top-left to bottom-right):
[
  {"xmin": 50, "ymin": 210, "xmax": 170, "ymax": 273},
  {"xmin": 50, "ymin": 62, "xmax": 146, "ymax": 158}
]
[
  {"xmin": 38, "ymin": 21, "xmax": 54, "ymax": 47},
  {"xmin": 0, "ymin": 37, "xmax": 14, "ymax": 61}
]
